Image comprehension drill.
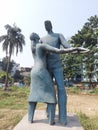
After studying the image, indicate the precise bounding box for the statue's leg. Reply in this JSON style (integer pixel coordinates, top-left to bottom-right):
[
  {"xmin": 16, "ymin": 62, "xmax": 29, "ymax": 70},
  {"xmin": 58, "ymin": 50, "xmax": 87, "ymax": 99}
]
[
  {"xmin": 47, "ymin": 103, "xmax": 55, "ymax": 125},
  {"xmin": 46, "ymin": 104, "xmax": 49, "ymax": 117},
  {"xmin": 53, "ymin": 67, "xmax": 67, "ymax": 125},
  {"xmin": 45, "ymin": 72, "xmax": 54, "ymax": 118},
  {"xmin": 28, "ymin": 102, "xmax": 37, "ymax": 123}
]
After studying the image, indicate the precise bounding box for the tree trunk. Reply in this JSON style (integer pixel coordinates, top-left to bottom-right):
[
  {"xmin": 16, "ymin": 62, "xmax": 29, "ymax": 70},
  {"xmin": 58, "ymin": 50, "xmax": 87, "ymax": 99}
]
[
  {"xmin": 89, "ymin": 71, "xmax": 93, "ymax": 89},
  {"xmin": 4, "ymin": 55, "xmax": 11, "ymax": 91}
]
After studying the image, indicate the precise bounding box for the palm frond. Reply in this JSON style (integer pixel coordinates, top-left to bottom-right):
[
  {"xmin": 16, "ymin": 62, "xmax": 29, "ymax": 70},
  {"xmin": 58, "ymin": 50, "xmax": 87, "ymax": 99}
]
[
  {"xmin": 0, "ymin": 35, "xmax": 7, "ymax": 42},
  {"xmin": 5, "ymin": 24, "xmax": 12, "ymax": 30}
]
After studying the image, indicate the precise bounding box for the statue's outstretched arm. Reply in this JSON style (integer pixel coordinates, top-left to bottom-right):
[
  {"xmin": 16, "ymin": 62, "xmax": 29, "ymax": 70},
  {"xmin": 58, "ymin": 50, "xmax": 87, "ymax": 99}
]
[
  {"xmin": 40, "ymin": 44, "xmax": 89, "ymax": 54},
  {"xmin": 40, "ymin": 43, "xmax": 77, "ymax": 54}
]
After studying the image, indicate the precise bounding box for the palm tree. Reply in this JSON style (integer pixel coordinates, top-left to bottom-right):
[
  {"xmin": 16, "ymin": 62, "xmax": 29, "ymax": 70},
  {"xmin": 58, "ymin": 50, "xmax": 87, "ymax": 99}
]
[{"xmin": 0, "ymin": 24, "xmax": 25, "ymax": 90}]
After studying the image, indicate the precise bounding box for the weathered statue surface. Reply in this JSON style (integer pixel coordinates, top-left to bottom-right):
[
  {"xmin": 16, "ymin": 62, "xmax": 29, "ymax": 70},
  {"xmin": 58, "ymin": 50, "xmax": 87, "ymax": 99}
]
[
  {"xmin": 28, "ymin": 23, "xmax": 89, "ymax": 125},
  {"xmin": 40, "ymin": 20, "xmax": 89, "ymax": 125},
  {"xmin": 40, "ymin": 20, "xmax": 70, "ymax": 125},
  {"xmin": 28, "ymin": 32, "xmax": 70, "ymax": 125}
]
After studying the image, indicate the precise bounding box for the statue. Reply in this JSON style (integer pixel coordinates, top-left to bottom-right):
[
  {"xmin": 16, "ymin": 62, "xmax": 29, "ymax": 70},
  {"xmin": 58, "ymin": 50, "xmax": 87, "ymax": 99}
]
[
  {"xmin": 28, "ymin": 33, "xmax": 56, "ymax": 125},
  {"xmin": 28, "ymin": 32, "xmax": 86, "ymax": 125},
  {"xmin": 40, "ymin": 20, "xmax": 89, "ymax": 125},
  {"xmin": 40, "ymin": 20, "xmax": 70, "ymax": 125}
]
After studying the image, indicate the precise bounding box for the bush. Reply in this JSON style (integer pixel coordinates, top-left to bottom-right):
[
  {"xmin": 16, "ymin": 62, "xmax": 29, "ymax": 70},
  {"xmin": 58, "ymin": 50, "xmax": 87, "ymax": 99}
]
[
  {"xmin": 78, "ymin": 112, "xmax": 98, "ymax": 130},
  {"xmin": 67, "ymin": 86, "xmax": 81, "ymax": 94}
]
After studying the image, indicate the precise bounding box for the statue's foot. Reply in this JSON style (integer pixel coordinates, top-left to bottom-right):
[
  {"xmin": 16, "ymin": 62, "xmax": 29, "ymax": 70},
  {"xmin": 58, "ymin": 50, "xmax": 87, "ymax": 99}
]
[
  {"xmin": 28, "ymin": 120, "xmax": 33, "ymax": 123},
  {"xmin": 59, "ymin": 119, "xmax": 67, "ymax": 125},
  {"xmin": 49, "ymin": 121, "xmax": 55, "ymax": 125},
  {"xmin": 46, "ymin": 112, "xmax": 49, "ymax": 118}
]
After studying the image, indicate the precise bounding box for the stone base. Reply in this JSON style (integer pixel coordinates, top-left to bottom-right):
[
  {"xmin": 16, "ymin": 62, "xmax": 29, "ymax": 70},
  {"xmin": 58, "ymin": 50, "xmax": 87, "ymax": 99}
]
[{"xmin": 13, "ymin": 110, "xmax": 84, "ymax": 130}]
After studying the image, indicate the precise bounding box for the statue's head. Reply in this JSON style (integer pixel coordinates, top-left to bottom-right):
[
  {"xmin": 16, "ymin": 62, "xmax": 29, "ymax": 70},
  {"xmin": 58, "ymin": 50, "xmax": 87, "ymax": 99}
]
[
  {"xmin": 44, "ymin": 20, "xmax": 52, "ymax": 32},
  {"xmin": 30, "ymin": 33, "xmax": 40, "ymax": 41}
]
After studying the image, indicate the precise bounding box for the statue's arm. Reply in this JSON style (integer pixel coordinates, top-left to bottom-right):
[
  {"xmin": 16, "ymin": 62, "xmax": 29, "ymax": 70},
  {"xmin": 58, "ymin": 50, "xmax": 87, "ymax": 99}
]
[
  {"xmin": 59, "ymin": 34, "xmax": 70, "ymax": 48},
  {"xmin": 61, "ymin": 47, "xmax": 90, "ymax": 54},
  {"xmin": 40, "ymin": 43, "xmax": 77, "ymax": 54},
  {"xmin": 38, "ymin": 44, "xmax": 89, "ymax": 54}
]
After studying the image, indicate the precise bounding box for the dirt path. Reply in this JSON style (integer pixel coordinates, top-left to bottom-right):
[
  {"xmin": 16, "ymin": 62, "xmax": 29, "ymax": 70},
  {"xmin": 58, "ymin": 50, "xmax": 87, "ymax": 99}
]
[{"xmin": 67, "ymin": 94, "xmax": 98, "ymax": 116}]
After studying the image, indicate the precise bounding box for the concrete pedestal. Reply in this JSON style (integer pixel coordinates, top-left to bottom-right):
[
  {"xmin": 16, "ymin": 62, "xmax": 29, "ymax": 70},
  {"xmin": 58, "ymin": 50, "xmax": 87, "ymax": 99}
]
[{"xmin": 13, "ymin": 110, "xmax": 84, "ymax": 130}]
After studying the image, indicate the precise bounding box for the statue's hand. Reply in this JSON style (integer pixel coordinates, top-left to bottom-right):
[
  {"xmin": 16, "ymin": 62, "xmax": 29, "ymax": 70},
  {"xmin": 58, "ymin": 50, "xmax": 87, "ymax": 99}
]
[
  {"xmin": 60, "ymin": 47, "xmax": 76, "ymax": 53},
  {"xmin": 59, "ymin": 47, "xmax": 89, "ymax": 54},
  {"xmin": 77, "ymin": 47, "xmax": 90, "ymax": 52}
]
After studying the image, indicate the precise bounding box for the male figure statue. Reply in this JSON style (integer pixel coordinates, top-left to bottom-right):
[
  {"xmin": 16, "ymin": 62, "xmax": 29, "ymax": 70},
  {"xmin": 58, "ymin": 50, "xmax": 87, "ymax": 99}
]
[{"xmin": 40, "ymin": 20, "xmax": 70, "ymax": 125}]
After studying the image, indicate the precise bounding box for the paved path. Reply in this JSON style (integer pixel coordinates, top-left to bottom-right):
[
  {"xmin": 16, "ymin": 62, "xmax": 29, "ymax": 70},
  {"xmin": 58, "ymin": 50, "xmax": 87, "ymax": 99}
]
[{"xmin": 13, "ymin": 110, "xmax": 84, "ymax": 130}]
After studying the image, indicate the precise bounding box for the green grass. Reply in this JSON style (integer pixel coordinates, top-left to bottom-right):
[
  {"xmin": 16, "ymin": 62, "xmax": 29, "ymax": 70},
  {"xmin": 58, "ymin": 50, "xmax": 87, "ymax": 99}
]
[
  {"xmin": 0, "ymin": 109, "xmax": 26, "ymax": 130},
  {"xmin": 67, "ymin": 86, "xmax": 81, "ymax": 94},
  {"xmin": 0, "ymin": 86, "xmax": 98, "ymax": 130},
  {"xmin": 87, "ymin": 89, "xmax": 98, "ymax": 95},
  {"xmin": 67, "ymin": 86, "xmax": 98, "ymax": 95},
  {"xmin": 0, "ymin": 86, "xmax": 30, "ymax": 109},
  {"xmin": 78, "ymin": 112, "xmax": 98, "ymax": 130}
]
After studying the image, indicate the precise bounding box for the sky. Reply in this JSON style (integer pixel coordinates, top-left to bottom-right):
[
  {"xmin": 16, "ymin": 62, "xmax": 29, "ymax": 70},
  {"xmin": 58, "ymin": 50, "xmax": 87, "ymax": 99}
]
[{"xmin": 0, "ymin": 0, "xmax": 98, "ymax": 67}]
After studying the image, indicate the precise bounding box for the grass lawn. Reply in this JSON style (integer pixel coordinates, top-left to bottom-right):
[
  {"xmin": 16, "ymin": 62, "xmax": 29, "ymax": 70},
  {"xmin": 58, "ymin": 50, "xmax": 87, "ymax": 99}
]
[{"xmin": 0, "ymin": 86, "xmax": 98, "ymax": 130}]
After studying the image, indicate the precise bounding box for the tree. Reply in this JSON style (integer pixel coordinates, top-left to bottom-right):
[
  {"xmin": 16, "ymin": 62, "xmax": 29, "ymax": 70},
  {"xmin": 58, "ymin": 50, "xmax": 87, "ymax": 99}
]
[
  {"xmin": 70, "ymin": 15, "xmax": 98, "ymax": 88},
  {"xmin": 70, "ymin": 15, "xmax": 98, "ymax": 47},
  {"xmin": 0, "ymin": 71, "xmax": 12, "ymax": 83},
  {"xmin": 12, "ymin": 70, "xmax": 23, "ymax": 82},
  {"xmin": 0, "ymin": 24, "xmax": 25, "ymax": 90},
  {"xmin": 61, "ymin": 53, "xmax": 83, "ymax": 82},
  {"xmin": 2, "ymin": 56, "xmax": 14, "ymax": 73}
]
